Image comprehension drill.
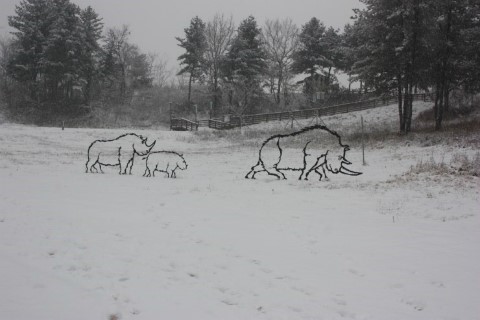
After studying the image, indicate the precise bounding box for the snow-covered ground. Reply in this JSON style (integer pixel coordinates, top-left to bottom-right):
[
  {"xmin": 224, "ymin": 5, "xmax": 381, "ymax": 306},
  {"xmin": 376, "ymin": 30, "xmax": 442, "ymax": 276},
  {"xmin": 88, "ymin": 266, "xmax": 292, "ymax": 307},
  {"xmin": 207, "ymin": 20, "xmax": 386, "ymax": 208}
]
[{"xmin": 1, "ymin": 103, "xmax": 479, "ymax": 320}]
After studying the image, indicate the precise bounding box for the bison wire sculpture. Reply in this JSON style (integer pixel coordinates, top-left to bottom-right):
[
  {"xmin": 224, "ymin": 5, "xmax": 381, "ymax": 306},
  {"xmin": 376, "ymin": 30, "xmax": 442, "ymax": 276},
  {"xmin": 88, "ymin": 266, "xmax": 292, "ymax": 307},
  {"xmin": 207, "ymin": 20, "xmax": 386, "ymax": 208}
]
[
  {"xmin": 86, "ymin": 133, "xmax": 156, "ymax": 174},
  {"xmin": 245, "ymin": 125, "xmax": 362, "ymax": 181},
  {"xmin": 143, "ymin": 151, "xmax": 188, "ymax": 178}
]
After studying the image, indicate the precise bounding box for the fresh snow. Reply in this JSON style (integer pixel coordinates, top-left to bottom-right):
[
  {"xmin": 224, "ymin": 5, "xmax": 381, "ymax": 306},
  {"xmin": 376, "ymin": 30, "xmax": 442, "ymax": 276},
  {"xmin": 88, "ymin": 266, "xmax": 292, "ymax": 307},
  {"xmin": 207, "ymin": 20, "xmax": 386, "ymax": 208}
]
[{"xmin": 0, "ymin": 103, "xmax": 479, "ymax": 320}]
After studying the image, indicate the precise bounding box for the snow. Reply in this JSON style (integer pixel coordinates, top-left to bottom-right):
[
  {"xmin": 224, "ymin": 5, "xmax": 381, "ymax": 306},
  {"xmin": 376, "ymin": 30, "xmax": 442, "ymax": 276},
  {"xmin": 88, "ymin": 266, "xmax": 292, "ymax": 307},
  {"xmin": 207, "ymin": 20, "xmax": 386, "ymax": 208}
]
[{"xmin": 1, "ymin": 102, "xmax": 479, "ymax": 320}]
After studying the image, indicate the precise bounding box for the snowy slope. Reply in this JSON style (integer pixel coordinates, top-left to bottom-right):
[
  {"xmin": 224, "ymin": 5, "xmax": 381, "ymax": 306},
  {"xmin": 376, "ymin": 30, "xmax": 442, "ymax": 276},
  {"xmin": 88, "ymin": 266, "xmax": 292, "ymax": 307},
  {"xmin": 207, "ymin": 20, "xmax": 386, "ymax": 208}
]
[{"xmin": 0, "ymin": 102, "xmax": 479, "ymax": 320}]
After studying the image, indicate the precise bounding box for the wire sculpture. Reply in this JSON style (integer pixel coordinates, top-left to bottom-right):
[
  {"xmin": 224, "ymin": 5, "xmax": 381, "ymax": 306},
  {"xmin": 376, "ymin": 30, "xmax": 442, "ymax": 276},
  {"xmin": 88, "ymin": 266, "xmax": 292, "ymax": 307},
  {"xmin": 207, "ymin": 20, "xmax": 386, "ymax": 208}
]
[
  {"xmin": 245, "ymin": 124, "xmax": 362, "ymax": 181},
  {"xmin": 143, "ymin": 151, "xmax": 188, "ymax": 178},
  {"xmin": 86, "ymin": 133, "xmax": 156, "ymax": 174}
]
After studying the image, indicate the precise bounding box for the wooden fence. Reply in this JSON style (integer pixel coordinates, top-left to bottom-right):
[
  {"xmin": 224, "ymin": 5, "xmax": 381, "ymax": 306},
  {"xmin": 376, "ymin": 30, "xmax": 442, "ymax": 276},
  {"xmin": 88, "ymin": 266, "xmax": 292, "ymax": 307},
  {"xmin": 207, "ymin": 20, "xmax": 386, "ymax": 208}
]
[
  {"xmin": 170, "ymin": 93, "xmax": 433, "ymax": 131},
  {"xmin": 170, "ymin": 118, "xmax": 199, "ymax": 131}
]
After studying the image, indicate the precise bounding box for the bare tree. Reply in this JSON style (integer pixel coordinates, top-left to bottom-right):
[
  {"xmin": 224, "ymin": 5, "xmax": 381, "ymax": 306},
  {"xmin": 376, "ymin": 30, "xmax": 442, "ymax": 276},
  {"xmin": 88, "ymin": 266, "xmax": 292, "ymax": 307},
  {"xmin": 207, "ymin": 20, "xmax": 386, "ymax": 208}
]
[
  {"xmin": 103, "ymin": 25, "xmax": 134, "ymax": 102},
  {"xmin": 149, "ymin": 53, "xmax": 172, "ymax": 88},
  {"xmin": 205, "ymin": 14, "xmax": 235, "ymax": 116},
  {"xmin": 262, "ymin": 18, "xmax": 298, "ymax": 106}
]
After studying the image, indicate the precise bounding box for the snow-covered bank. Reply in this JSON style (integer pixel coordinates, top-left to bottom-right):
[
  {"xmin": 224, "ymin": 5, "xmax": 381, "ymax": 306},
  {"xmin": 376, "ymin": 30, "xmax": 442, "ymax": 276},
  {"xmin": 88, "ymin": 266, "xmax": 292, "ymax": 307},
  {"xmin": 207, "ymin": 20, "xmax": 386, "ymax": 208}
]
[{"xmin": 1, "ymin": 103, "xmax": 479, "ymax": 320}]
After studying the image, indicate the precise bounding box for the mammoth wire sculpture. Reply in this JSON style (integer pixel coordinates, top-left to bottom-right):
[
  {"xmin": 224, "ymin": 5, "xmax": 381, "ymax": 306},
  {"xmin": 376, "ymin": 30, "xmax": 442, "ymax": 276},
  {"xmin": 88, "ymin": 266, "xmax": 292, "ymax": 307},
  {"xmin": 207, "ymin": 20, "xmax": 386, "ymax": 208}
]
[
  {"xmin": 143, "ymin": 151, "xmax": 188, "ymax": 178},
  {"xmin": 245, "ymin": 124, "xmax": 362, "ymax": 181},
  {"xmin": 86, "ymin": 133, "xmax": 156, "ymax": 174}
]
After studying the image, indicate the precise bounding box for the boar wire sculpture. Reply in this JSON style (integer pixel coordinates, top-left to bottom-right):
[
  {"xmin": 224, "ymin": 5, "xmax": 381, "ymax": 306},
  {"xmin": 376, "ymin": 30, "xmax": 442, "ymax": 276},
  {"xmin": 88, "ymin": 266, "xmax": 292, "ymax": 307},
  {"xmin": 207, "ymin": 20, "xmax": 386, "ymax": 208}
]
[
  {"xmin": 245, "ymin": 125, "xmax": 362, "ymax": 181},
  {"xmin": 86, "ymin": 133, "xmax": 156, "ymax": 174},
  {"xmin": 143, "ymin": 151, "xmax": 188, "ymax": 178}
]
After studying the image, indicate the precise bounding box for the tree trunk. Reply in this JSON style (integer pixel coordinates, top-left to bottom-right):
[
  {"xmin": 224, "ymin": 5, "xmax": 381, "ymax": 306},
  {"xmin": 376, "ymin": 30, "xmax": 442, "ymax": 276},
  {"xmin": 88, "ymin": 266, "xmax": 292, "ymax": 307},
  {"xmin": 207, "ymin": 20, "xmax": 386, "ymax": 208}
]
[
  {"xmin": 187, "ymin": 73, "xmax": 192, "ymax": 104},
  {"xmin": 444, "ymin": 84, "xmax": 450, "ymax": 113},
  {"xmin": 436, "ymin": 4, "xmax": 453, "ymax": 130},
  {"xmin": 326, "ymin": 67, "xmax": 332, "ymax": 92},
  {"xmin": 398, "ymin": 76, "xmax": 405, "ymax": 132},
  {"xmin": 120, "ymin": 65, "xmax": 126, "ymax": 104},
  {"xmin": 434, "ymin": 80, "xmax": 440, "ymax": 123},
  {"xmin": 435, "ymin": 84, "xmax": 444, "ymax": 131},
  {"xmin": 402, "ymin": 80, "xmax": 410, "ymax": 133},
  {"xmin": 276, "ymin": 70, "xmax": 282, "ymax": 105},
  {"xmin": 405, "ymin": 82, "xmax": 413, "ymax": 132},
  {"xmin": 213, "ymin": 74, "xmax": 219, "ymax": 117}
]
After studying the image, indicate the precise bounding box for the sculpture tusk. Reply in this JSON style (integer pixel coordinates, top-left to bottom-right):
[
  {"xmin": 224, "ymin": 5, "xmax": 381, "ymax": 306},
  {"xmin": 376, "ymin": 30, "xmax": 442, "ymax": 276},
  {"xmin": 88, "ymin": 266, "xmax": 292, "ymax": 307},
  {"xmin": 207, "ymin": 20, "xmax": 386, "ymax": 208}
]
[{"xmin": 339, "ymin": 165, "xmax": 362, "ymax": 176}]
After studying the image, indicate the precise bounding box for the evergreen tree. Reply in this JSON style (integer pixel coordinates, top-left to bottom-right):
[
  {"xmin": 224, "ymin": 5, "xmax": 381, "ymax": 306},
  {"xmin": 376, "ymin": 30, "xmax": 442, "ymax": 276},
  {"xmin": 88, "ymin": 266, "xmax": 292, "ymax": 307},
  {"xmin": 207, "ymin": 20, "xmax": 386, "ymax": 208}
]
[
  {"xmin": 291, "ymin": 17, "xmax": 327, "ymax": 99},
  {"xmin": 223, "ymin": 16, "xmax": 266, "ymax": 113},
  {"xmin": 339, "ymin": 23, "xmax": 362, "ymax": 92},
  {"xmin": 427, "ymin": 0, "xmax": 480, "ymax": 129},
  {"xmin": 176, "ymin": 16, "xmax": 207, "ymax": 104},
  {"xmin": 322, "ymin": 26, "xmax": 342, "ymax": 90},
  {"xmin": 350, "ymin": 0, "xmax": 430, "ymax": 133},
  {"xmin": 8, "ymin": 0, "xmax": 53, "ymax": 105},
  {"xmin": 79, "ymin": 6, "xmax": 103, "ymax": 104},
  {"xmin": 8, "ymin": 0, "xmax": 100, "ymax": 109},
  {"xmin": 43, "ymin": 0, "xmax": 83, "ymax": 103}
]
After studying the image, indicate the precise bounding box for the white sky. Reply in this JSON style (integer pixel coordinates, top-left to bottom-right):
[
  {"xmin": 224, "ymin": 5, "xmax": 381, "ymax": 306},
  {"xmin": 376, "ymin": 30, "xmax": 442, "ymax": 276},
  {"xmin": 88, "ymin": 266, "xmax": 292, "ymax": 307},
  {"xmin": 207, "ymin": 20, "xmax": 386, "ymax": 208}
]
[{"xmin": 1, "ymin": 0, "xmax": 362, "ymax": 74}]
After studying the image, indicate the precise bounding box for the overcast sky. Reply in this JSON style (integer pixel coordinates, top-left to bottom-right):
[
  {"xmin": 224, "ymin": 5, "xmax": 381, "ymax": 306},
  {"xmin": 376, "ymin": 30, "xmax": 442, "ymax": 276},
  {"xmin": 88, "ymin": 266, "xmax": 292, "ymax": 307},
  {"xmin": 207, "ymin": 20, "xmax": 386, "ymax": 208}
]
[{"xmin": 1, "ymin": 0, "xmax": 362, "ymax": 73}]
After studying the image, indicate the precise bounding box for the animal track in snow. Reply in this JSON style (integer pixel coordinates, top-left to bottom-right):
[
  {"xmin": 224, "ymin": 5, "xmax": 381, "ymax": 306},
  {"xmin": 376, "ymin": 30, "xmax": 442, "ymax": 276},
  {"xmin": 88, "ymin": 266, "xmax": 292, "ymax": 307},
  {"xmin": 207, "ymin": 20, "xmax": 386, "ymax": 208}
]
[
  {"xmin": 348, "ymin": 268, "xmax": 365, "ymax": 277},
  {"xmin": 431, "ymin": 280, "xmax": 445, "ymax": 288},
  {"xmin": 402, "ymin": 298, "xmax": 426, "ymax": 311}
]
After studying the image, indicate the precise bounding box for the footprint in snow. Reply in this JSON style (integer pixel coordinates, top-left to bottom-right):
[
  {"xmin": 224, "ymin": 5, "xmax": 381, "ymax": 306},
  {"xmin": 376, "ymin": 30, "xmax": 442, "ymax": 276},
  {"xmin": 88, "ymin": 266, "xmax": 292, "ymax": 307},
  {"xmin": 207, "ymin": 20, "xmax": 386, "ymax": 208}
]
[
  {"xmin": 431, "ymin": 280, "xmax": 445, "ymax": 288},
  {"xmin": 333, "ymin": 297, "xmax": 347, "ymax": 306},
  {"xmin": 402, "ymin": 298, "xmax": 426, "ymax": 311},
  {"xmin": 348, "ymin": 268, "xmax": 365, "ymax": 277}
]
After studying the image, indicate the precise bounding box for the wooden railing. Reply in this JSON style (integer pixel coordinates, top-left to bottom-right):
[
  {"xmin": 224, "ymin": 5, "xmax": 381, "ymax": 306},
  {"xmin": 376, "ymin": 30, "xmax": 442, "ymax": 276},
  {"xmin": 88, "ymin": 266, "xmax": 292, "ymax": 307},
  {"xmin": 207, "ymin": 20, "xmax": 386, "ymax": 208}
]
[
  {"xmin": 170, "ymin": 93, "xmax": 433, "ymax": 131},
  {"xmin": 170, "ymin": 118, "xmax": 199, "ymax": 131}
]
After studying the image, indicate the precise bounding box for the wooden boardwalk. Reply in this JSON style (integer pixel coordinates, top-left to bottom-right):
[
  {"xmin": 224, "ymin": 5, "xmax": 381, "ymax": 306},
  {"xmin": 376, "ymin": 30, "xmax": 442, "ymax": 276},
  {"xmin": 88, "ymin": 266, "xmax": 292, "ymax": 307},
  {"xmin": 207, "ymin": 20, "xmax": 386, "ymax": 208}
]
[{"xmin": 170, "ymin": 93, "xmax": 433, "ymax": 131}]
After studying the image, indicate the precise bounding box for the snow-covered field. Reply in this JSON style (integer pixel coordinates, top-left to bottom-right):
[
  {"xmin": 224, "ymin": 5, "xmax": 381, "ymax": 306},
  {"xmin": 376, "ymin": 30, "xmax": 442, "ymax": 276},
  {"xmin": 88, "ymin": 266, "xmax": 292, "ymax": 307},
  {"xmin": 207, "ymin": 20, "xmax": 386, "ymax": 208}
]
[{"xmin": 1, "ymin": 103, "xmax": 479, "ymax": 320}]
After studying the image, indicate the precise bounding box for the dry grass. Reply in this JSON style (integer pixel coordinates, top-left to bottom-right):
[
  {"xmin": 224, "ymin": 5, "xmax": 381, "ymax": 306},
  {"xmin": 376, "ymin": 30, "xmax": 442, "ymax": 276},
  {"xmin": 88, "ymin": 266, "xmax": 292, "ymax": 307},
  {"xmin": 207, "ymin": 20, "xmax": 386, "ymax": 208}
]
[
  {"xmin": 450, "ymin": 152, "xmax": 480, "ymax": 177},
  {"xmin": 189, "ymin": 102, "xmax": 480, "ymax": 151},
  {"xmin": 406, "ymin": 152, "xmax": 480, "ymax": 177},
  {"xmin": 109, "ymin": 314, "xmax": 121, "ymax": 320}
]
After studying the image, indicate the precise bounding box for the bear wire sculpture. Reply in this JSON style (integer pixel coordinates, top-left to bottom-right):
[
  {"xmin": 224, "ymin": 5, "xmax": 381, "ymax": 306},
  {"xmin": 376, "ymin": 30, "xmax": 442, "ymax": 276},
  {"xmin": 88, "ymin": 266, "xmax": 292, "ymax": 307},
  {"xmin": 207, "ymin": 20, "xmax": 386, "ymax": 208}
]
[
  {"xmin": 143, "ymin": 151, "xmax": 188, "ymax": 178},
  {"xmin": 245, "ymin": 125, "xmax": 362, "ymax": 181},
  {"xmin": 86, "ymin": 133, "xmax": 156, "ymax": 174}
]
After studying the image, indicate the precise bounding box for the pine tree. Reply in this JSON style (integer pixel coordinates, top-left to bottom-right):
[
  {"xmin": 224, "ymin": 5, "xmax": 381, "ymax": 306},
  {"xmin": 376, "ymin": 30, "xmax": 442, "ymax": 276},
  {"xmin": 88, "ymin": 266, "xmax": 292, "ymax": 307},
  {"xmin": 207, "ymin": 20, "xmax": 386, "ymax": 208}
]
[
  {"xmin": 8, "ymin": 0, "xmax": 52, "ymax": 105},
  {"xmin": 292, "ymin": 17, "xmax": 340, "ymax": 100},
  {"xmin": 292, "ymin": 17, "xmax": 326, "ymax": 81},
  {"xmin": 223, "ymin": 16, "xmax": 266, "ymax": 113},
  {"xmin": 323, "ymin": 26, "xmax": 342, "ymax": 90},
  {"xmin": 79, "ymin": 6, "xmax": 103, "ymax": 104},
  {"xmin": 8, "ymin": 0, "xmax": 100, "ymax": 109},
  {"xmin": 427, "ymin": 0, "xmax": 480, "ymax": 130},
  {"xmin": 43, "ymin": 0, "xmax": 83, "ymax": 104},
  {"xmin": 176, "ymin": 16, "xmax": 207, "ymax": 104},
  {"xmin": 350, "ymin": 0, "xmax": 430, "ymax": 133}
]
